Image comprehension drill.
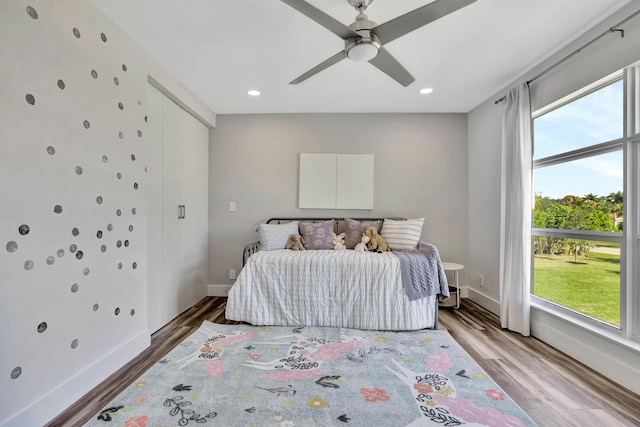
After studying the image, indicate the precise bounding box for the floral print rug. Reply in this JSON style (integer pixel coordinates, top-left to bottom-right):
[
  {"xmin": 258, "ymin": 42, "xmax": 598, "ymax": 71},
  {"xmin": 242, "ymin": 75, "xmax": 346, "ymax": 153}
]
[{"xmin": 85, "ymin": 321, "xmax": 537, "ymax": 426}]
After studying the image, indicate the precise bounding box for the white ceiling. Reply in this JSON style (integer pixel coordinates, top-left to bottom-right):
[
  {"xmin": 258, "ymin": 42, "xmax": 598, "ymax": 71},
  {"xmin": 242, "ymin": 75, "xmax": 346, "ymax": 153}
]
[{"xmin": 91, "ymin": 0, "xmax": 630, "ymax": 114}]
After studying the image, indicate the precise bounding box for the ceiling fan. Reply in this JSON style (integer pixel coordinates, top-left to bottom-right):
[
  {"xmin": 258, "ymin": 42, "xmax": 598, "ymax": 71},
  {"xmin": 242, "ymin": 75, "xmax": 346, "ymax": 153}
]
[{"xmin": 281, "ymin": 0, "xmax": 476, "ymax": 87}]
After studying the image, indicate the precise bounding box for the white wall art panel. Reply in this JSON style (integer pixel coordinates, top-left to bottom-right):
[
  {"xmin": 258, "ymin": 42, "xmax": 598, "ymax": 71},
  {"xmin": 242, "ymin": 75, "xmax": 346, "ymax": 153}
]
[
  {"xmin": 299, "ymin": 153, "xmax": 337, "ymax": 209},
  {"xmin": 0, "ymin": 1, "xmax": 149, "ymax": 425},
  {"xmin": 336, "ymin": 154, "xmax": 374, "ymax": 209}
]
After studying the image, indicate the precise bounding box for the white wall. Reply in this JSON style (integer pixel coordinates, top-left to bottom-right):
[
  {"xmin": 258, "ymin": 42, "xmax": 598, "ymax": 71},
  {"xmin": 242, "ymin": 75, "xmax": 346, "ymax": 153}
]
[
  {"xmin": 466, "ymin": 1, "xmax": 640, "ymax": 395},
  {"xmin": 0, "ymin": 1, "xmax": 214, "ymax": 425},
  {"xmin": 208, "ymin": 113, "xmax": 468, "ymax": 291}
]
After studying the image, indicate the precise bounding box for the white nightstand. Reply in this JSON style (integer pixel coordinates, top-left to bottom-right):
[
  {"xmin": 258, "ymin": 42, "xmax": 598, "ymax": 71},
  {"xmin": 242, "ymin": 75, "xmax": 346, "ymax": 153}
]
[{"xmin": 441, "ymin": 262, "xmax": 463, "ymax": 309}]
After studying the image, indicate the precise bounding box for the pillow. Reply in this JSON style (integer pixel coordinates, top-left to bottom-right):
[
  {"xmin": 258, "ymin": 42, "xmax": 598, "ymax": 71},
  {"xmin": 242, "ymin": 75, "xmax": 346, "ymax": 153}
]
[
  {"xmin": 343, "ymin": 218, "xmax": 382, "ymax": 249},
  {"xmin": 380, "ymin": 218, "xmax": 425, "ymax": 250},
  {"xmin": 299, "ymin": 220, "xmax": 335, "ymax": 250},
  {"xmin": 258, "ymin": 221, "xmax": 299, "ymax": 251}
]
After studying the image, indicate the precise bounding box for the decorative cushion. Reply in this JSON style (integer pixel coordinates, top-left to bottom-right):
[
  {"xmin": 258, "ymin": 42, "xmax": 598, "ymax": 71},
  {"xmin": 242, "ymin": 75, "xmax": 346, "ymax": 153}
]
[
  {"xmin": 258, "ymin": 221, "xmax": 299, "ymax": 251},
  {"xmin": 343, "ymin": 218, "xmax": 382, "ymax": 249},
  {"xmin": 380, "ymin": 218, "xmax": 425, "ymax": 250},
  {"xmin": 299, "ymin": 220, "xmax": 335, "ymax": 250}
]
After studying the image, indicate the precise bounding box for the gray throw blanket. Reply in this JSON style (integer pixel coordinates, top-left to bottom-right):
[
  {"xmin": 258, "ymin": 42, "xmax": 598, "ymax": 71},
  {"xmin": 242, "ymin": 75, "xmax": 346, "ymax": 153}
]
[{"xmin": 393, "ymin": 242, "xmax": 450, "ymax": 301}]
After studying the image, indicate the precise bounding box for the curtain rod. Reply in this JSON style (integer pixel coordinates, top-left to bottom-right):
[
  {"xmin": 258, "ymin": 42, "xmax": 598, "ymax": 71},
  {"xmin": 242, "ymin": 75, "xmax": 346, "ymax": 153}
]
[{"xmin": 494, "ymin": 7, "xmax": 640, "ymax": 105}]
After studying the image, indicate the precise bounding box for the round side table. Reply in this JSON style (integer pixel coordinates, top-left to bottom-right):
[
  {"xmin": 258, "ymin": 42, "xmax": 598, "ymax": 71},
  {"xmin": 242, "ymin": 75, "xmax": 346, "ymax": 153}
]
[{"xmin": 441, "ymin": 262, "xmax": 463, "ymax": 309}]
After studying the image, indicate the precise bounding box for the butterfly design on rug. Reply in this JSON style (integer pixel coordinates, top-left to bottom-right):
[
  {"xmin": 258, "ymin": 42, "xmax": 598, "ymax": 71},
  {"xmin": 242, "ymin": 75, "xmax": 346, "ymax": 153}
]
[
  {"xmin": 242, "ymin": 333, "xmax": 372, "ymax": 381},
  {"xmin": 386, "ymin": 358, "xmax": 527, "ymax": 426}
]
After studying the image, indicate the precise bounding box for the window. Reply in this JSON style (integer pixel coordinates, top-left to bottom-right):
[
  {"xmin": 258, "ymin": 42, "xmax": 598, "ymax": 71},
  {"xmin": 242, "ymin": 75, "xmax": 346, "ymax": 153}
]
[{"xmin": 532, "ymin": 73, "xmax": 625, "ymax": 328}]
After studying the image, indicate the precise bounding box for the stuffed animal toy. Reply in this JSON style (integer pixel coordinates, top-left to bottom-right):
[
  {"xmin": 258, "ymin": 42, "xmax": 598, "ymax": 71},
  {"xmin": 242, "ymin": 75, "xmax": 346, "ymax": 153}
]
[
  {"xmin": 285, "ymin": 234, "xmax": 305, "ymax": 251},
  {"xmin": 332, "ymin": 232, "xmax": 346, "ymax": 250},
  {"xmin": 353, "ymin": 234, "xmax": 370, "ymax": 252},
  {"xmin": 364, "ymin": 226, "xmax": 390, "ymax": 252}
]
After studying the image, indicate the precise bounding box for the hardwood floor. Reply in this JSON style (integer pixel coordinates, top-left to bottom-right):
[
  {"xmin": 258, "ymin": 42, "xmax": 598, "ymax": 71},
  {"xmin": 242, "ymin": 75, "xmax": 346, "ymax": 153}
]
[{"xmin": 48, "ymin": 297, "xmax": 640, "ymax": 426}]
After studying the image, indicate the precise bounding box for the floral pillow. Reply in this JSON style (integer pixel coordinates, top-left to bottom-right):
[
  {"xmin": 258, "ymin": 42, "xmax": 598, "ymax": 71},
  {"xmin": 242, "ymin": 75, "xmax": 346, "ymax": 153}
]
[
  {"xmin": 299, "ymin": 220, "xmax": 335, "ymax": 250},
  {"xmin": 343, "ymin": 218, "xmax": 382, "ymax": 249}
]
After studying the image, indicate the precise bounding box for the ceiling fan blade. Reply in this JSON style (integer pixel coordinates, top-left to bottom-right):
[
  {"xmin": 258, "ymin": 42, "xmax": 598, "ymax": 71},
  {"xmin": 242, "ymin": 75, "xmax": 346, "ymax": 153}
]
[
  {"xmin": 290, "ymin": 51, "xmax": 348, "ymax": 85},
  {"xmin": 280, "ymin": 0, "xmax": 360, "ymax": 40},
  {"xmin": 373, "ymin": 0, "xmax": 476, "ymax": 44},
  {"xmin": 368, "ymin": 47, "xmax": 415, "ymax": 87}
]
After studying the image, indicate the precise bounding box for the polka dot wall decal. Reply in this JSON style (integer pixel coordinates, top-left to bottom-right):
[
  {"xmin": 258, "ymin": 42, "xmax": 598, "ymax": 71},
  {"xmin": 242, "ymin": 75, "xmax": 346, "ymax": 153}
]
[
  {"xmin": 137, "ymin": 99, "xmax": 142, "ymax": 106},
  {"xmin": 6, "ymin": 241, "xmax": 18, "ymax": 253},
  {"xmin": 47, "ymin": 146, "xmax": 55, "ymax": 155},
  {"xmin": 132, "ymin": 262, "xmax": 137, "ymax": 269},
  {"xmin": 46, "ymin": 256, "xmax": 54, "ymax": 265},
  {"xmin": 118, "ymin": 131, "xmax": 124, "ymax": 139},
  {"xmin": 97, "ymin": 230, "xmax": 103, "ymax": 238},
  {"xmin": 144, "ymin": 116, "xmax": 148, "ymax": 123},
  {"xmin": 130, "ymin": 309, "xmax": 135, "ymax": 316},
  {"xmin": 133, "ymin": 183, "xmax": 138, "ymax": 190},
  {"xmin": 91, "ymin": 69, "xmax": 98, "ymax": 79},
  {"xmin": 117, "ymin": 263, "xmax": 122, "ymax": 270},
  {"xmin": 10, "ymin": 367, "xmax": 22, "ymax": 380},
  {"xmin": 83, "ymin": 120, "xmax": 90, "ymax": 129},
  {"xmin": 83, "ymin": 267, "xmax": 90, "ymax": 276},
  {"xmin": 25, "ymin": 94, "xmax": 35, "ymax": 105},
  {"xmin": 73, "ymin": 27, "xmax": 81, "ymax": 38},
  {"xmin": 107, "ymin": 223, "xmax": 113, "ymax": 231},
  {"xmin": 132, "ymin": 208, "xmax": 137, "ymax": 215},
  {"xmin": 100, "ymin": 32, "xmax": 107, "ymax": 42},
  {"xmin": 130, "ymin": 154, "xmax": 135, "ymax": 161},
  {"xmin": 115, "ymin": 307, "xmax": 120, "ymax": 315},
  {"xmin": 96, "ymin": 196, "xmax": 103, "ymax": 205},
  {"xmin": 70, "ymin": 339, "xmax": 79, "ymax": 349},
  {"xmin": 57, "ymin": 79, "xmax": 65, "ymax": 90},
  {"xmin": 26, "ymin": 6, "xmax": 38, "ymax": 19},
  {"xmin": 102, "ymin": 155, "xmax": 108, "ymax": 163},
  {"xmin": 113, "ymin": 77, "xmax": 119, "ymax": 86},
  {"xmin": 24, "ymin": 260, "xmax": 34, "ymax": 270},
  {"xmin": 128, "ymin": 225, "xmax": 134, "ymax": 232},
  {"xmin": 19, "ymin": 224, "xmax": 30, "ymax": 235},
  {"xmin": 116, "ymin": 172, "xmax": 122, "ymax": 179},
  {"xmin": 75, "ymin": 166, "xmax": 83, "ymax": 175},
  {"xmin": 69, "ymin": 244, "xmax": 77, "ymax": 253},
  {"xmin": 122, "ymin": 64, "xmax": 127, "ymax": 72},
  {"xmin": 71, "ymin": 283, "xmax": 79, "ymax": 293},
  {"xmin": 54, "ymin": 205, "xmax": 62, "ymax": 214},
  {"xmin": 57, "ymin": 249, "xmax": 65, "ymax": 257},
  {"xmin": 75, "ymin": 251, "xmax": 83, "ymax": 260},
  {"xmin": 100, "ymin": 245, "xmax": 106, "ymax": 253},
  {"xmin": 116, "ymin": 209, "xmax": 121, "ymax": 217},
  {"xmin": 93, "ymin": 303, "xmax": 99, "ymax": 311},
  {"xmin": 72, "ymin": 227, "xmax": 79, "ymax": 236},
  {"xmin": 116, "ymin": 240, "xmax": 122, "ymax": 248},
  {"xmin": 124, "ymin": 240, "xmax": 129, "ymax": 247},
  {"xmin": 37, "ymin": 322, "xmax": 47, "ymax": 333},
  {"xmin": 137, "ymin": 130, "xmax": 142, "ymax": 137},
  {"xmin": 118, "ymin": 102, "xmax": 124, "ymax": 110}
]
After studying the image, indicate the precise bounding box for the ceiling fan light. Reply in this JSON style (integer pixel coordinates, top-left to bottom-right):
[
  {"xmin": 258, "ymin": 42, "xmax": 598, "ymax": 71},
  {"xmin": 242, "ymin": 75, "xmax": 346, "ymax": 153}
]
[
  {"xmin": 346, "ymin": 40, "xmax": 379, "ymax": 61},
  {"xmin": 420, "ymin": 88, "xmax": 434, "ymax": 94}
]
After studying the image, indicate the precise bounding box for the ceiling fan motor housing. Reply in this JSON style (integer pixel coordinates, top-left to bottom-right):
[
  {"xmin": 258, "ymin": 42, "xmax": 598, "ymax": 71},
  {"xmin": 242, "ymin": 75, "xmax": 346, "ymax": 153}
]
[{"xmin": 345, "ymin": 12, "xmax": 380, "ymax": 61}]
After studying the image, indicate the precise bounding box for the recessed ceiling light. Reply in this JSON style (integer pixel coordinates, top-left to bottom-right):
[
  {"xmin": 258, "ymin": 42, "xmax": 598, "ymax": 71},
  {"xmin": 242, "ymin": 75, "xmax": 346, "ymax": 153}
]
[
  {"xmin": 248, "ymin": 90, "xmax": 261, "ymax": 96},
  {"xmin": 419, "ymin": 88, "xmax": 434, "ymax": 94}
]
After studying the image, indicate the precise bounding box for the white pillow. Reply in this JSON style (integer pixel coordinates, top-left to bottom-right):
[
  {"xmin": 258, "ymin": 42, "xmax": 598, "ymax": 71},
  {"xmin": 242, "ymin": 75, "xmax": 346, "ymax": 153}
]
[
  {"xmin": 258, "ymin": 221, "xmax": 299, "ymax": 251},
  {"xmin": 380, "ymin": 218, "xmax": 425, "ymax": 250}
]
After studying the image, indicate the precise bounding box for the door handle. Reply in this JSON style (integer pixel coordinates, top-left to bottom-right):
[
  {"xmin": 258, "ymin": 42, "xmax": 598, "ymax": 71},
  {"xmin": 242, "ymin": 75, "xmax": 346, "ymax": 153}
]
[{"xmin": 178, "ymin": 204, "xmax": 185, "ymax": 219}]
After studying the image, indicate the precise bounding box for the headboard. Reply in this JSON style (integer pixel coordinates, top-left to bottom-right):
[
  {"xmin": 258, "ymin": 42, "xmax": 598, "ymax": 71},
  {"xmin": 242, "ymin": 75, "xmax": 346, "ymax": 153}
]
[{"xmin": 242, "ymin": 217, "xmax": 386, "ymax": 266}]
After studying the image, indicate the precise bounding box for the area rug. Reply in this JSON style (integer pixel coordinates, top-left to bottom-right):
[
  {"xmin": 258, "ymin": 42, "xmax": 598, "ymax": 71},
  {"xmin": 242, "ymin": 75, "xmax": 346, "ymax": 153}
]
[{"xmin": 85, "ymin": 321, "xmax": 537, "ymax": 426}]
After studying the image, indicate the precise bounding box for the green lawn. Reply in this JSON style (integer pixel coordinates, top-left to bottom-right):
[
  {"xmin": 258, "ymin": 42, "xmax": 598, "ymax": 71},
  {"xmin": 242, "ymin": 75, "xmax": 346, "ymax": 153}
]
[{"xmin": 533, "ymin": 251, "xmax": 620, "ymax": 326}]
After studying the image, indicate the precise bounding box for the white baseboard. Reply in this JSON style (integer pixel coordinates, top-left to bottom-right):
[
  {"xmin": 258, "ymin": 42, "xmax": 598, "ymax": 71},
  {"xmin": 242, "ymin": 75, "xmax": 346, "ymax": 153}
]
[
  {"xmin": 2, "ymin": 330, "xmax": 150, "ymax": 427},
  {"xmin": 208, "ymin": 284, "xmax": 232, "ymax": 296},
  {"xmin": 466, "ymin": 287, "xmax": 500, "ymax": 315}
]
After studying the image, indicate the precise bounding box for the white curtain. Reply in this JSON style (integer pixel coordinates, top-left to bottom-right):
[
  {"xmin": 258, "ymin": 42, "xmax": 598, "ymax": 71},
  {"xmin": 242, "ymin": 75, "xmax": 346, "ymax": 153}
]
[{"xmin": 499, "ymin": 82, "xmax": 532, "ymax": 337}]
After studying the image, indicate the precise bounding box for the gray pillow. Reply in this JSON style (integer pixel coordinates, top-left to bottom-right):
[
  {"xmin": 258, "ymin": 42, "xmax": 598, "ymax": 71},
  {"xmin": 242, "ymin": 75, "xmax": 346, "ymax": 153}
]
[
  {"xmin": 299, "ymin": 220, "xmax": 335, "ymax": 250},
  {"xmin": 258, "ymin": 221, "xmax": 299, "ymax": 251},
  {"xmin": 344, "ymin": 218, "xmax": 382, "ymax": 249}
]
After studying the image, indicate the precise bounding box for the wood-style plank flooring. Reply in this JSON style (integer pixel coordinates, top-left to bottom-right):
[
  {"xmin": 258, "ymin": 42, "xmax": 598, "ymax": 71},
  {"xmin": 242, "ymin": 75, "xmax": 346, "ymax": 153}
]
[{"xmin": 48, "ymin": 298, "xmax": 640, "ymax": 426}]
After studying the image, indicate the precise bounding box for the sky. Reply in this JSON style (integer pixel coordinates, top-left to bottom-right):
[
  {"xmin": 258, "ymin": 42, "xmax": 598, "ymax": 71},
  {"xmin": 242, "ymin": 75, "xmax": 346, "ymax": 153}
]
[{"xmin": 533, "ymin": 80, "xmax": 624, "ymax": 200}]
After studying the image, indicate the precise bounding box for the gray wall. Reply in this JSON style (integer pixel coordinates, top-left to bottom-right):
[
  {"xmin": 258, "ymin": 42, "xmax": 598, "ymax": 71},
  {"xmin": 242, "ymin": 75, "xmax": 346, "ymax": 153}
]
[{"xmin": 208, "ymin": 113, "xmax": 468, "ymax": 287}]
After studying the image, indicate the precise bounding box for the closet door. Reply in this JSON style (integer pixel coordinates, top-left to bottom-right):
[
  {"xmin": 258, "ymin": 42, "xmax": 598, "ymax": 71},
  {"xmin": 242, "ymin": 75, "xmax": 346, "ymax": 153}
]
[{"xmin": 161, "ymin": 97, "xmax": 189, "ymax": 323}]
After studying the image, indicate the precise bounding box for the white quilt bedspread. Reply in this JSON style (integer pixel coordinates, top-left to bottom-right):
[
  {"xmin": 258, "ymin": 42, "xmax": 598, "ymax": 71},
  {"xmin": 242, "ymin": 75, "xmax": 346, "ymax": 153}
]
[{"xmin": 226, "ymin": 250, "xmax": 437, "ymax": 331}]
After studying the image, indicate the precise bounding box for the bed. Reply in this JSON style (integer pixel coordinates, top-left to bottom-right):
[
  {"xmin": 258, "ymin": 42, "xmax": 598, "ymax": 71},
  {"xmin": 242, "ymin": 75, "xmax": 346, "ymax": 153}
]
[{"xmin": 225, "ymin": 218, "xmax": 449, "ymax": 330}]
